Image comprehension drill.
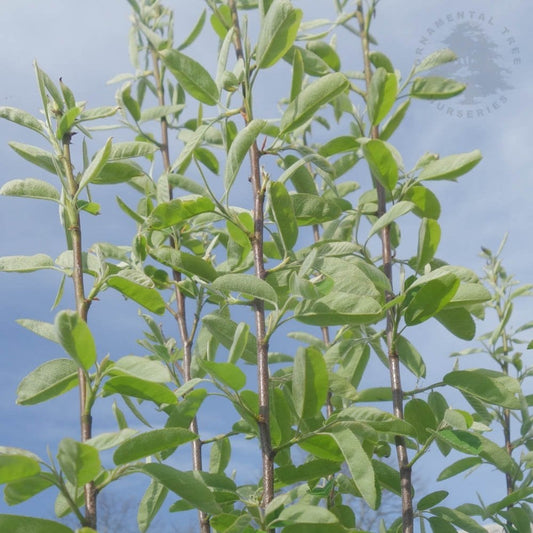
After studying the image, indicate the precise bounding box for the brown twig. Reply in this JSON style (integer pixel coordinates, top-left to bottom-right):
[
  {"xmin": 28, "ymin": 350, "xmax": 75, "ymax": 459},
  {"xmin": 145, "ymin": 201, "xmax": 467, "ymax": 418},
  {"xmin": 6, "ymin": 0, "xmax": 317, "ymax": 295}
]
[{"xmin": 356, "ymin": 2, "xmax": 413, "ymax": 531}]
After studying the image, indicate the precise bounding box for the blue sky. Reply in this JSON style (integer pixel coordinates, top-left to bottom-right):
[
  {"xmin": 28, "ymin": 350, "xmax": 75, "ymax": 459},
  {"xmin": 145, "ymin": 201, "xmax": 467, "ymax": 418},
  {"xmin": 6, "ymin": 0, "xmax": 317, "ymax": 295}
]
[{"xmin": 0, "ymin": 0, "xmax": 531, "ymax": 530}]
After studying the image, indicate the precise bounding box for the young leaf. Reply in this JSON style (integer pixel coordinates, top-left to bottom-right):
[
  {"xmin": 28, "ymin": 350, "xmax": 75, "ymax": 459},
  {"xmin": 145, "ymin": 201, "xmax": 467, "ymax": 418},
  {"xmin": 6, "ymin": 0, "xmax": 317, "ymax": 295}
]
[
  {"xmin": 290, "ymin": 48, "xmax": 304, "ymax": 101},
  {"xmin": 113, "ymin": 428, "xmax": 197, "ymax": 464},
  {"xmin": 177, "ymin": 9, "xmax": 206, "ymax": 51},
  {"xmin": 411, "ymin": 77, "xmax": 466, "ymax": 99},
  {"xmin": 4, "ymin": 475, "xmax": 54, "ymax": 505},
  {"xmin": 380, "ymin": 99, "xmax": 410, "ymax": 141},
  {"xmin": 143, "ymin": 464, "xmax": 222, "ymax": 515},
  {"xmin": 16, "ymin": 319, "xmax": 58, "ymax": 343},
  {"xmin": 292, "ymin": 347, "xmax": 328, "ymax": 420},
  {"xmin": 103, "ymin": 376, "xmax": 177, "ymax": 405},
  {"xmin": 435, "ymin": 308, "xmax": 476, "ymax": 340},
  {"xmin": 8, "ymin": 142, "xmax": 58, "ymax": 174},
  {"xmin": 139, "ymin": 105, "xmax": 185, "ymax": 124},
  {"xmin": 0, "ymin": 106, "xmax": 45, "ymax": 135},
  {"xmin": 212, "ymin": 273, "xmax": 278, "ymax": 306},
  {"xmin": 280, "ymin": 72, "xmax": 349, "ymax": 134},
  {"xmin": 77, "ymin": 138, "xmax": 112, "ymax": 193},
  {"xmin": 108, "ymin": 141, "xmax": 158, "ymax": 160},
  {"xmin": 417, "ymin": 490, "xmax": 449, "ymax": 511},
  {"xmin": 418, "ymin": 150, "xmax": 482, "ymax": 182},
  {"xmin": 269, "ymin": 181, "xmax": 298, "ymax": 251},
  {"xmin": 404, "ymin": 185, "xmax": 441, "ymax": 219},
  {"xmin": 112, "ymin": 355, "xmax": 172, "ymax": 383},
  {"xmin": 307, "ymin": 40, "xmax": 341, "ymax": 72},
  {"xmin": 160, "ymin": 49, "xmax": 219, "ymax": 106},
  {"xmin": 256, "ymin": 0, "xmax": 303, "ymax": 69},
  {"xmin": 437, "ymin": 457, "xmax": 482, "ymax": 481},
  {"xmin": 396, "ymin": 335, "xmax": 426, "ymax": 378},
  {"xmin": 291, "ymin": 193, "xmax": 343, "ymax": 225},
  {"xmin": 16, "ymin": 358, "xmax": 78, "ymax": 406},
  {"xmin": 224, "ymin": 119, "xmax": 266, "ymax": 195},
  {"xmin": 430, "ymin": 507, "xmax": 487, "ymax": 533},
  {"xmin": 1, "ymin": 178, "xmax": 59, "ymax": 204},
  {"xmin": 209, "ymin": 438, "xmax": 231, "ymax": 474},
  {"xmin": 0, "ymin": 515, "xmax": 73, "ymax": 533},
  {"xmin": 368, "ymin": 201, "xmax": 414, "ymax": 239},
  {"xmin": 367, "ymin": 67, "xmax": 397, "ymax": 125},
  {"xmin": 414, "ymin": 49, "xmax": 457, "ymax": 74},
  {"xmin": 0, "ymin": 254, "xmax": 54, "ymax": 273},
  {"xmin": 404, "ymin": 399, "xmax": 437, "ymax": 442},
  {"xmin": 228, "ymin": 322, "xmax": 250, "ymax": 364},
  {"xmin": 55, "ymin": 310, "xmax": 97, "ymax": 370},
  {"xmin": 57, "ymin": 438, "xmax": 101, "ymax": 487},
  {"xmin": 91, "ymin": 160, "xmax": 145, "ymax": 185},
  {"xmin": 362, "ymin": 139, "xmax": 399, "ymax": 191}
]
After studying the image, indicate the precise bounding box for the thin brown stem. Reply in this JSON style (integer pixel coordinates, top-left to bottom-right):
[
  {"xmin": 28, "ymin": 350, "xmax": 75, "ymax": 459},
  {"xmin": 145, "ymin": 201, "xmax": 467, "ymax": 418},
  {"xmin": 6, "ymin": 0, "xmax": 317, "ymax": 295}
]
[
  {"xmin": 228, "ymin": 0, "xmax": 274, "ymax": 512},
  {"xmin": 500, "ymin": 328, "xmax": 514, "ymax": 497},
  {"xmin": 356, "ymin": 3, "xmax": 413, "ymax": 531},
  {"xmin": 62, "ymin": 137, "xmax": 96, "ymax": 529},
  {"xmin": 151, "ymin": 49, "xmax": 209, "ymax": 533}
]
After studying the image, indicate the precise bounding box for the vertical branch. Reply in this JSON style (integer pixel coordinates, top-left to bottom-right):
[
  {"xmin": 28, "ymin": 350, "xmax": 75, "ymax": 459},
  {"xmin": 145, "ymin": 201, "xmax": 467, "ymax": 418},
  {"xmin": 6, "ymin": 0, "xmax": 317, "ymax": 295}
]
[
  {"xmin": 356, "ymin": 3, "xmax": 413, "ymax": 531},
  {"xmin": 150, "ymin": 49, "xmax": 210, "ymax": 533},
  {"xmin": 62, "ymin": 137, "xmax": 96, "ymax": 529},
  {"xmin": 228, "ymin": 0, "xmax": 274, "ymax": 509}
]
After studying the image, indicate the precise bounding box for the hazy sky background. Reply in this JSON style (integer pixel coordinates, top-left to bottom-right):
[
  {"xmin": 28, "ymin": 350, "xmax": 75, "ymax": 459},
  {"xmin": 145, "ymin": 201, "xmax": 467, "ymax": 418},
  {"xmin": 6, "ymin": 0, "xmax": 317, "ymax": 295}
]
[{"xmin": 0, "ymin": 1, "xmax": 531, "ymax": 531}]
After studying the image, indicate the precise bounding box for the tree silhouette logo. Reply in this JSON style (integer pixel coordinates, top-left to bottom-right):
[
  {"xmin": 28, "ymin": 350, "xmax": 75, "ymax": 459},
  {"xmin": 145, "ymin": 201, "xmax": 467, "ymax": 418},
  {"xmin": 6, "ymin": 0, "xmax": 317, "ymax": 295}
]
[{"xmin": 415, "ymin": 11, "xmax": 520, "ymax": 118}]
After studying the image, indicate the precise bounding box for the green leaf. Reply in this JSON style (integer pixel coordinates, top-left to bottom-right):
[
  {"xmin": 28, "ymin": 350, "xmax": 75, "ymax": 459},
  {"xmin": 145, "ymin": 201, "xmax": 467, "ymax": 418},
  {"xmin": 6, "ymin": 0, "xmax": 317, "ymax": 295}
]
[
  {"xmin": 137, "ymin": 481, "xmax": 168, "ymax": 533},
  {"xmin": 201, "ymin": 360, "xmax": 246, "ymax": 391},
  {"xmin": 295, "ymin": 293, "xmax": 382, "ymax": 326},
  {"xmin": 284, "ymin": 45, "xmax": 331, "ymax": 77},
  {"xmin": 212, "ymin": 273, "xmax": 278, "ymax": 306},
  {"xmin": 224, "ymin": 119, "xmax": 266, "ymax": 195},
  {"xmin": 85, "ymin": 429, "xmax": 138, "ymax": 451},
  {"xmin": 415, "ymin": 49, "xmax": 457, "ymax": 74},
  {"xmin": 107, "ymin": 273, "xmax": 166, "ymax": 315},
  {"xmin": 276, "ymin": 459, "xmax": 340, "ymax": 485},
  {"xmin": 77, "ymin": 138, "xmax": 112, "ymax": 193},
  {"xmin": 139, "ymin": 105, "xmax": 185, "ymax": 123},
  {"xmin": 160, "ymin": 49, "xmax": 219, "ymax": 105},
  {"xmin": 0, "ymin": 515, "xmax": 73, "ymax": 533},
  {"xmin": 0, "ymin": 254, "xmax": 55, "ymax": 273},
  {"xmin": 4, "ymin": 475, "xmax": 54, "ymax": 505},
  {"xmin": 411, "ymin": 77, "xmax": 466, "ymax": 99},
  {"xmin": 437, "ymin": 457, "xmax": 482, "ymax": 481},
  {"xmin": 291, "ymin": 193, "xmax": 343, "ymax": 225},
  {"xmin": 417, "ymin": 490, "xmax": 449, "ymax": 511},
  {"xmin": 272, "ymin": 504, "xmax": 340, "ymax": 527},
  {"xmin": 16, "ymin": 358, "xmax": 78, "ymax": 406},
  {"xmin": 143, "ymin": 464, "xmax": 222, "ymax": 515},
  {"xmin": 369, "ymin": 51, "xmax": 394, "ymax": 73},
  {"xmin": 396, "ymin": 335, "xmax": 426, "ymax": 378},
  {"xmin": 269, "ymin": 181, "xmax": 298, "ymax": 251},
  {"xmin": 256, "ymin": 0, "xmax": 303, "ymax": 69},
  {"xmin": 278, "ymin": 153, "xmax": 334, "ymax": 186},
  {"xmin": 416, "ymin": 218, "xmax": 441, "ymax": 270},
  {"xmin": 379, "ymin": 99, "xmax": 410, "ymax": 141},
  {"xmin": 56, "ymin": 106, "xmax": 83, "ymax": 139},
  {"xmin": 0, "ymin": 178, "xmax": 60, "ymax": 202},
  {"xmin": 435, "ymin": 308, "xmax": 475, "ymax": 340},
  {"xmin": 298, "ymin": 434, "xmax": 343, "ymax": 462},
  {"xmin": 434, "ymin": 429, "xmax": 482, "ymax": 456},
  {"xmin": 428, "ymin": 516, "xmax": 459, "ymax": 533},
  {"xmin": 404, "ymin": 399, "xmax": 437, "ymax": 442},
  {"xmin": 418, "ymin": 150, "xmax": 482, "ymax": 182},
  {"xmin": 147, "ymin": 197, "xmax": 215, "ymax": 229},
  {"xmin": 280, "ymin": 72, "xmax": 349, "ymax": 134},
  {"xmin": 112, "ymin": 355, "xmax": 172, "ymax": 383},
  {"xmin": 113, "ymin": 428, "xmax": 196, "ymax": 464},
  {"xmin": 430, "ymin": 507, "xmax": 487, "ymax": 533},
  {"xmin": 292, "ymin": 347, "xmax": 328, "ymax": 420},
  {"xmin": 108, "ymin": 141, "xmax": 158, "ymax": 160},
  {"xmin": 404, "ymin": 270, "xmax": 459, "ymax": 326},
  {"xmin": 78, "ymin": 106, "xmax": 119, "ymax": 122},
  {"xmin": 290, "ymin": 48, "xmax": 304, "ymax": 101},
  {"xmin": 57, "ymin": 438, "xmax": 101, "ymax": 486},
  {"xmin": 202, "ymin": 314, "xmax": 257, "ymax": 364},
  {"xmin": 103, "ymin": 376, "xmax": 177, "ymax": 405},
  {"xmin": 228, "ymin": 322, "xmax": 250, "ymax": 364},
  {"xmin": 362, "ymin": 139, "xmax": 399, "ymax": 191},
  {"xmin": 367, "ymin": 68, "xmax": 397, "ymax": 125},
  {"xmin": 368, "ymin": 201, "xmax": 414, "ymax": 239},
  {"xmin": 0, "ymin": 455, "xmax": 40, "ymax": 483},
  {"xmin": 177, "ymin": 9, "xmax": 206, "ymax": 50},
  {"xmin": 55, "ymin": 310, "xmax": 96, "ymax": 370},
  {"xmin": 149, "ymin": 246, "xmax": 217, "ymax": 283},
  {"xmin": 443, "ymin": 369, "xmax": 521, "ymax": 409},
  {"xmin": 91, "ymin": 160, "xmax": 145, "ymax": 184},
  {"xmin": 0, "ymin": 106, "xmax": 44, "ymax": 135},
  {"xmin": 404, "ymin": 185, "xmax": 441, "ymax": 219},
  {"xmin": 209, "ymin": 438, "xmax": 231, "ymax": 474},
  {"xmin": 323, "ymin": 426, "xmax": 377, "ymax": 508},
  {"xmin": 307, "ymin": 40, "xmax": 341, "ymax": 71},
  {"xmin": 121, "ymin": 84, "xmax": 140, "ymax": 121}
]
